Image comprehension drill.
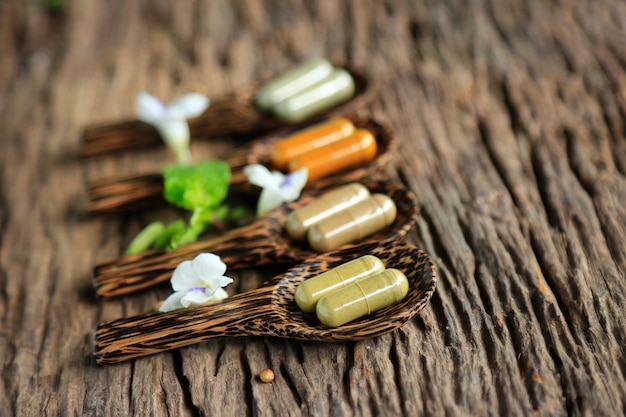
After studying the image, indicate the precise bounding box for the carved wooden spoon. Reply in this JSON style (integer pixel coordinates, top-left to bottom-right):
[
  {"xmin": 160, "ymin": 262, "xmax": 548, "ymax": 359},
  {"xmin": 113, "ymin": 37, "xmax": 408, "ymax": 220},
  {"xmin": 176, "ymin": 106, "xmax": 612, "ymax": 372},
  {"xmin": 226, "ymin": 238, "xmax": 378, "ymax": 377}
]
[
  {"xmin": 80, "ymin": 66, "xmax": 371, "ymax": 157},
  {"xmin": 93, "ymin": 241, "xmax": 437, "ymax": 364},
  {"xmin": 86, "ymin": 117, "xmax": 395, "ymax": 216},
  {"xmin": 93, "ymin": 181, "xmax": 418, "ymax": 298}
]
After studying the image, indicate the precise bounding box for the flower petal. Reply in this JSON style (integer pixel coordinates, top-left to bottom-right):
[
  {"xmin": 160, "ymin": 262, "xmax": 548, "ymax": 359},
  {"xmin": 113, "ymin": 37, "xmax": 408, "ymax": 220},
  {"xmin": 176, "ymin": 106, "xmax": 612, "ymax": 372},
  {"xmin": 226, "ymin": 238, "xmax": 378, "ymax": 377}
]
[
  {"xmin": 243, "ymin": 164, "xmax": 283, "ymax": 188},
  {"xmin": 212, "ymin": 288, "xmax": 229, "ymax": 300},
  {"xmin": 279, "ymin": 168, "xmax": 308, "ymax": 201},
  {"xmin": 159, "ymin": 291, "xmax": 186, "ymax": 312},
  {"xmin": 180, "ymin": 287, "xmax": 213, "ymax": 307},
  {"xmin": 170, "ymin": 259, "xmax": 199, "ymax": 292},
  {"xmin": 244, "ymin": 164, "xmax": 308, "ymax": 216},
  {"xmin": 192, "ymin": 253, "xmax": 227, "ymax": 282},
  {"xmin": 136, "ymin": 92, "xmax": 166, "ymax": 124},
  {"xmin": 167, "ymin": 93, "xmax": 210, "ymax": 119},
  {"xmin": 164, "ymin": 253, "xmax": 234, "ymax": 310},
  {"xmin": 154, "ymin": 120, "xmax": 191, "ymax": 165},
  {"xmin": 257, "ymin": 186, "xmax": 285, "ymax": 215},
  {"xmin": 202, "ymin": 275, "xmax": 234, "ymax": 291}
]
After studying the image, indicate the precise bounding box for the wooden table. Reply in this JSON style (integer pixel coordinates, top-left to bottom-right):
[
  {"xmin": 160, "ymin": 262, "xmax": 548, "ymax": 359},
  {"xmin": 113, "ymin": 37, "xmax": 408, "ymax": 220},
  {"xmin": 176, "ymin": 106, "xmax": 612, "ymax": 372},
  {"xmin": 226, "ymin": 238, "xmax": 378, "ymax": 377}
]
[{"xmin": 1, "ymin": 0, "xmax": 625, "ymax": 415}]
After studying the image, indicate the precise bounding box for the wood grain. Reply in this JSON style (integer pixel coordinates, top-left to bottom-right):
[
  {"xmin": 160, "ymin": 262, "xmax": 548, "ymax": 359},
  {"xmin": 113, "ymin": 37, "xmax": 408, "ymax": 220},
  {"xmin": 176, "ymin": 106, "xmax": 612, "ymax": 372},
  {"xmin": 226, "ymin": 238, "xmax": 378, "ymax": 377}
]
[{"xmin": 1, "ymin": 0, "xmax": 625, "ymax": 416}]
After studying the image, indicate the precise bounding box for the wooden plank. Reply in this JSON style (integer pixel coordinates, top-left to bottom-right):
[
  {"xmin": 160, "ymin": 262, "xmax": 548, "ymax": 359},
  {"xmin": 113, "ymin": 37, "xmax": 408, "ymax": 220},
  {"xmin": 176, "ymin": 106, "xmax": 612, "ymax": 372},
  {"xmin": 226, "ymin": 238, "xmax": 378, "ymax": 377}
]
[{"xmin": 1, "ymin": 0, "xmax": 625, "ymax": 415}]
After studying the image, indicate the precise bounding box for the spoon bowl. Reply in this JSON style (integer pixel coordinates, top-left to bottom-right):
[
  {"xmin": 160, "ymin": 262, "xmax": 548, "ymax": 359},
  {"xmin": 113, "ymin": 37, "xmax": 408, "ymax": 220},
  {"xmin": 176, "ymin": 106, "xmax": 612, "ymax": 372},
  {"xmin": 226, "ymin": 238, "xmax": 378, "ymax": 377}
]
[
  {"xmin": 94, "ymin": 240, "xmax": 437, "ymax": 364},
  {"xmin": 93, "ymin": 180, "xmax": 418, "ymax": 298}
]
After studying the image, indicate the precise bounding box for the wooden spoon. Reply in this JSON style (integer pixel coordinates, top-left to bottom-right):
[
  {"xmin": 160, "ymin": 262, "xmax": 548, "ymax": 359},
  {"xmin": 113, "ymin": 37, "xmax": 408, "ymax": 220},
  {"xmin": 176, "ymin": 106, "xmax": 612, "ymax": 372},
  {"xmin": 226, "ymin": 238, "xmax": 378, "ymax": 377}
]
[
  {"xmin": 93, "ymin": 241, "xmax": 437, "ymax": 364},
  {"xmin": 86, "ymin": 117, "xmax": 395, "ymax": 216},
  {"xmin": 80, "ymin": 66, "xmax": 371, "ymax": 158},
  {"xmin": 93, "ymin": 181, "xmax": 418, "ymax": 298}
]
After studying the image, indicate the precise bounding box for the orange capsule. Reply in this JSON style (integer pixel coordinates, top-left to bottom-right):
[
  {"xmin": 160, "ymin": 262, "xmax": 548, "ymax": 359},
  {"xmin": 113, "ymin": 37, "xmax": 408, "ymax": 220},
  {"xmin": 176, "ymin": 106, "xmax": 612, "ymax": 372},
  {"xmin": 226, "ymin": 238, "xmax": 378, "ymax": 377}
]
[
  {"xmin": 270, "ymin": 117, "xmax": 355, "ymax": 170},
  {"xmin": 288, "ymin": 129, "xmax": 377, "ymax": 181}
]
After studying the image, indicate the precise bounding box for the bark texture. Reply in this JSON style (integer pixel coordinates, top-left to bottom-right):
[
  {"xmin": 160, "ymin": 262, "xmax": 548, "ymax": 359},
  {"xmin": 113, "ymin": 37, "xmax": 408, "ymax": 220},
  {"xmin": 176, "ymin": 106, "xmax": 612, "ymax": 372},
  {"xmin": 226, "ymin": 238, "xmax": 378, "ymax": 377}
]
[{"xmin": 1, "ymin": 0, "xmax": 625, "ymax": 416}]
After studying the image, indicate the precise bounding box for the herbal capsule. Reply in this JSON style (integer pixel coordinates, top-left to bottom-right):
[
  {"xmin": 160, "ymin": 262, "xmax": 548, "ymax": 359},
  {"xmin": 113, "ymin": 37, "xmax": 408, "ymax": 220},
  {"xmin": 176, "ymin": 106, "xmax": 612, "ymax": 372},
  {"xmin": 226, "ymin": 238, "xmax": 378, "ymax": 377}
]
[
  {"xmin": 273, "ymin": 68, "xmax": 355, "ymax": 123},
  {"xmin": 286, "ymin": 183, "xmax": 370, "ymax": 240},
  {"xmin": 307, "ymin": 194, "xmax": 397, "ymax": 252},
  {"xmin": 288, "ymin": 128, "xmax": 377, "ymax": 181},
  {"xmin": 315, "ymin": 268, "xmax": 409, "ymax": 328},
  {"xmin": 270, "ymin": 117, "xmax": 355, "ymax": 170},
  {"xmin": 255, "ymin": 58, "xmax": 334, "ymax": 112},
  {"xmin": 295, "ymin": 255, "xmax": 385, "ymax": 313}
]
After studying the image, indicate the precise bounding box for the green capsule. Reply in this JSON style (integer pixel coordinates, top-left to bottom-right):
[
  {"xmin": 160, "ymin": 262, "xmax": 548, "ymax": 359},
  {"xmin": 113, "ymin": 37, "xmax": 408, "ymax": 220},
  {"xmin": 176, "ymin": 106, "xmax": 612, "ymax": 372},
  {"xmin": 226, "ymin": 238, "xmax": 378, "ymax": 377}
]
[
  {"xmin": 295, "ymin": 255, "xmax": 385, "ymax": 313},
  {"xmin": 273, "ymin": 68, "xmax": 355, "ymax": 123},
  {"xmin": 286, "ymin": 183, "xmax": 370, "ymax": 240},
  {"xmin": 316, "ymin": 268, "xmax": 409, "ymax": 328},
  {"xmin": 255, "ymin": 59, "xmax": 334, "ymax": 112},
  {"xmin": 307, "ymin": 194, "xmax": 397, "ymax": 252}
]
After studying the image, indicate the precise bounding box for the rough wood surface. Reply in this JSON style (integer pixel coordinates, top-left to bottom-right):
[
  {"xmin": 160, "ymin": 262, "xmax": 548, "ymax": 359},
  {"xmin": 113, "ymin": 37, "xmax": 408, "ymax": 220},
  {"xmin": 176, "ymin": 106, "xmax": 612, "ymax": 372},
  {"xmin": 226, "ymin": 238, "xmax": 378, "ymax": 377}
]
[{"xmin": 1, "ymin": 0, "xmax": 625, "ymax": 416}]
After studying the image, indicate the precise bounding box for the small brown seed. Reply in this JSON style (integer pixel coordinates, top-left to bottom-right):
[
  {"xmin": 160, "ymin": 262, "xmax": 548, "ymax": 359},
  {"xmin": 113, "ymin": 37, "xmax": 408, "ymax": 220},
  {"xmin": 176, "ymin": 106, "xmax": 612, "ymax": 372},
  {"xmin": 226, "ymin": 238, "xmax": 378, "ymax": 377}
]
[{"xmin": 259, "ymin": 368, "xmax": 275, "ymax": 383}]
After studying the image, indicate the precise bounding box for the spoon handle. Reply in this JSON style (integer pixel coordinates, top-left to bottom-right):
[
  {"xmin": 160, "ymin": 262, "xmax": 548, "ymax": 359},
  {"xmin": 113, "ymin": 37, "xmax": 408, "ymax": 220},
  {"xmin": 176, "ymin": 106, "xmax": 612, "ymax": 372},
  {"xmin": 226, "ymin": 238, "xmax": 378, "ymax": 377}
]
[
  {"xmin": 80, "ymin": 95, "xmax": 267, "ymax": 157},
  {"xmin": 94, "ymin": 219, "xmax": 293, "ymax": 298},
  {"xmin": 86, "ymin": 137, "xmax": 271, "ymax": 216},
  {"xmin": 88, "ymin": 174, "xmax": 165, "ymax": 216},
  {"xmin": 94, "ymin": 286, "xmax": 275, "ymax": 364}
]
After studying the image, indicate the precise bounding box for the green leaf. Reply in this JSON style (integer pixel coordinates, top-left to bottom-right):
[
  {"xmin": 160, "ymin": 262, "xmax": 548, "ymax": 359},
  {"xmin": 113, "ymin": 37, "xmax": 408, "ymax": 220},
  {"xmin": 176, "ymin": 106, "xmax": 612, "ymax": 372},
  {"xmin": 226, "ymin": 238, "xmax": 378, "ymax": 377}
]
[{"xmin": 162, "ymin": 160, "xmax": 231, "ymax": 211}]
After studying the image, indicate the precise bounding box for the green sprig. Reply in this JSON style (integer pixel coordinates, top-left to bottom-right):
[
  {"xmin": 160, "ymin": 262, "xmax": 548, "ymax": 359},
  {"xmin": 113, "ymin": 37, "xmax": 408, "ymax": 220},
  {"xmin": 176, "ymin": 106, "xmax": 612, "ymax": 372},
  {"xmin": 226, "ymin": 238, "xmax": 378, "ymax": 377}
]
[{"xmin": 125, "ymin": 160, "xmax": 244, "ymax": 254}]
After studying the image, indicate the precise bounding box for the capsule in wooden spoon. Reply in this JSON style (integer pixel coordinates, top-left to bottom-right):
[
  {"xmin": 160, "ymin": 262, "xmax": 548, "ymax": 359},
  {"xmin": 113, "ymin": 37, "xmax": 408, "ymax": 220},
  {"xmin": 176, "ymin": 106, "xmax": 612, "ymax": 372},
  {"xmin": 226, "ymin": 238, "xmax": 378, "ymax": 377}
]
[
  {"xmin": 92, "ymin": 181, "xmax": 416, "ymax": 298},
  {"xmin": 271, "ymin": 117, "xmax": 355, "ymax": 170},
  {"xmin": 288, "ymin": 128, "xmax": 377, "ymax": 181},
  {"xmin": 286, "ymin": 182, "xmax": 371, "ymax": 240},
  {"xmin": 307, "ymin": 194, "xmax": 397, "ymax": 252},
  {"xmin": 295, "ymin": 255, "xmax": 385, "ymax": 313},
  {"xmin": 273, "ymin": 68, "xmax": 355, "ymax": 123},
  {"xmin": 316, "ymin": 268, "xmax": 409, "ymax": 327},
  {"xmin": 255, "ymin": 58, "xmax": 334, "ymax": 112},
  {"xmin": 92, "ymin": 242, "xmax": 436, "ymax": 364}
]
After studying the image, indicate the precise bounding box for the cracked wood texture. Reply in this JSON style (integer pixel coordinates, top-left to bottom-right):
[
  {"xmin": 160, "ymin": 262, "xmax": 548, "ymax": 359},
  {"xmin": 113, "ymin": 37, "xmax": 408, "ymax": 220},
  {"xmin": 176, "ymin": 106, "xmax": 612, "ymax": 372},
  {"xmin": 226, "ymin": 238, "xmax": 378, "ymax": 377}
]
[{"xmin": 1, "ymin": 0, "xmax": 625, "ymax": 416}]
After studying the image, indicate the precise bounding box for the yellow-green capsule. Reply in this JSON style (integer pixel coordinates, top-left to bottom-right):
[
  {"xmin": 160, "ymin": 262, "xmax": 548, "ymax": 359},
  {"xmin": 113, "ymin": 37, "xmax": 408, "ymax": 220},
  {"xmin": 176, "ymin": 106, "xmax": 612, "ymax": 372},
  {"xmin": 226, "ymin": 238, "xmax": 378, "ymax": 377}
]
[
  {"xmin": 255, "ymin": 59, "xmax": 334, "ymax": 112},
  {"xmin": 307, "ymin": 194, "xmax": 397, "ymax": 252},
  {"xmin": 295, "ymin": 255, "xmax": 385, "ymax": 313},
  {"xmin": 286, "ymin": 183, "xmax": 370, "ymax": 240},
  {"xmin": 316, "ymin": 268, "xmax": 409, "ymax": 328},
  {"xmin": 273, "ymin": 68, "xmax": 355, "ymax": 123}
]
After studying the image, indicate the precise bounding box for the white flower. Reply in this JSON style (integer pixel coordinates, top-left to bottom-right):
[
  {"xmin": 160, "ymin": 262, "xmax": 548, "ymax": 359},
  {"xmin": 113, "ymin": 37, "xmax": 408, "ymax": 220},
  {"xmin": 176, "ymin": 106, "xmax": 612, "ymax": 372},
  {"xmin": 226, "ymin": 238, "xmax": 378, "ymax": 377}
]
[
  {"xmin": 243, "ymin": 164, "xmax": 308, "ymax": 216},
  {"xmin": 136, "ymin": 92, "xmax": 210, "ymax": 165},
  {"xmin": 159, "ymin": 253, "xmax": 233, "ymax": 312}
]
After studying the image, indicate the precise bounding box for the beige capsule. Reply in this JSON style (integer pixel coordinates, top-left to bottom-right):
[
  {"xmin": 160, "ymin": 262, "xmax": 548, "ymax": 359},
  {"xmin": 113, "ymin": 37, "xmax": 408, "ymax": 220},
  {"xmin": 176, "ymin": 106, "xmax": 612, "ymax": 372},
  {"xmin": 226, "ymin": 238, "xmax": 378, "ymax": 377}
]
[
  {"xmin": 286, "ymin": 183, "xmax": 371, "ymax": 240},
  {"xmin": 273, "ymin": 68, "xmax": 355, "ymax": 123},
  {"xmin": 306, "ymin": 194, "xmax": 397, "ymax": 252},
  {"xmin": 316, "ymin": 268, "xmax": 409, "ymax": 328},
  {"xmin": 255, "ymin": 58, "xmax": 334, "ymax": 112},
  {"xmin": 295, "ymin": 255, "xmax": 385, "ymax": 313}
]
